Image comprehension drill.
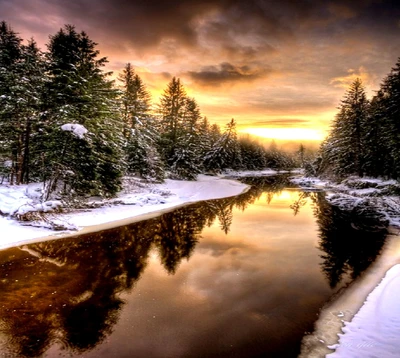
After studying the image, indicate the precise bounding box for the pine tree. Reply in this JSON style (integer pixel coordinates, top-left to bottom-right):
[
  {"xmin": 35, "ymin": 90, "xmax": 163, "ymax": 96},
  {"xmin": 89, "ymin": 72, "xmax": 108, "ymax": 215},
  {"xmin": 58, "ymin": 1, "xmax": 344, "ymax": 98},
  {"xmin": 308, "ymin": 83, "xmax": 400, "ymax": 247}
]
[
  {"xmin": 43, "ymin": 25, "xmax": 123, "ymax": 197},
  {"xmin": 377, "ymin": 58, "xmax": 400, "ymax": 179},
  {"xmin": 169, "ymin": 97, "xmax": 202, "ymax": 180},
  {"xmin": 238, "ymin": 135, "xmax": 266, "ymax": 170},
  {"xmin": 158, "ymin": 77, "xmax": 187, "ymax": 166},
  {"xmin": 118, "ymin": 64, "xmax": 164, "ymax": 181},
  {"xmin": 118, "ymin": 63, "xmax": 151, "ymax": 133},
  {"xmin": 319, "ymin": 78, "xmax": 369, "ymax": 178},
  {"xmin": 362, "ymin": 91, "xmax": 391, "ymax": 177},
  {"xmin": 0, "ymin": 22, "xmax": 46, "ymax": 185},
  {"xmin": 204, "ymin": 118, "xmax": 241, "ymax": 172},
  {"xmin": 0, "ymin": 21, "xmax": 23, "ymax": 184},
  {"xmin": 157, "ymin": 78, "xmax": 203, "ymax": 179}
]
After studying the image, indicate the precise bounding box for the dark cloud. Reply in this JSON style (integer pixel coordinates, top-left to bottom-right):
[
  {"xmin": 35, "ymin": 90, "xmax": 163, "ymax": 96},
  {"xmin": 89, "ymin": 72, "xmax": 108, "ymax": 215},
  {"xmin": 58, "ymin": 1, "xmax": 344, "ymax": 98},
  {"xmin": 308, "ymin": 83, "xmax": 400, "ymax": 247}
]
[
  {"xmin": 1, "ymin": 0, "xmax": 400, "ymax": 131},
  {"xmin": 187, "ymin": 62, "xmax": 269, "ymax": 86},
  {"xmin": 3, "ymin": 0, "xmax": 398, "ymax": 53}
]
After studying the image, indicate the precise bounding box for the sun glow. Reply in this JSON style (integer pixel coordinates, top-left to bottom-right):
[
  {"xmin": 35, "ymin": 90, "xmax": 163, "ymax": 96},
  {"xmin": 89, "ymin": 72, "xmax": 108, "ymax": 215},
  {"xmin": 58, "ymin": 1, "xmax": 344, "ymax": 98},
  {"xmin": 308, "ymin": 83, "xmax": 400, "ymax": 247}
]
[{"xmin": 239, "ymin": 127, "xmax": 326, "ymax": 141}]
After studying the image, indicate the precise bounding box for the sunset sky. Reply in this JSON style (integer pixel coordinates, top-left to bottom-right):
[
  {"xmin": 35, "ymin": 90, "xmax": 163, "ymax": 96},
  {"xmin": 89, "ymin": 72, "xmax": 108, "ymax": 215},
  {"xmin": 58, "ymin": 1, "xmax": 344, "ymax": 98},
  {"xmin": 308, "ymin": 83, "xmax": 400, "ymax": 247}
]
[{"xmin": 1, "ymin": 0, "xmax": 400, "ymax": 141}]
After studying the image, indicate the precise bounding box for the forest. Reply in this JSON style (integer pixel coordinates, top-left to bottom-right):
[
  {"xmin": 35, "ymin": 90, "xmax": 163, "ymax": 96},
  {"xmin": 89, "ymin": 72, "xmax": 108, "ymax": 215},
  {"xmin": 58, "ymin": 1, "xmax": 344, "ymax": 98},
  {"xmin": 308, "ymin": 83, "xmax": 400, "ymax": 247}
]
[
  {"xmin": 314, "ymin": 58, "xmax": 400, "ymax": 181},
  {"xmin": 0, "ymin": 22, "xmax": 296, "ymax": 199}
]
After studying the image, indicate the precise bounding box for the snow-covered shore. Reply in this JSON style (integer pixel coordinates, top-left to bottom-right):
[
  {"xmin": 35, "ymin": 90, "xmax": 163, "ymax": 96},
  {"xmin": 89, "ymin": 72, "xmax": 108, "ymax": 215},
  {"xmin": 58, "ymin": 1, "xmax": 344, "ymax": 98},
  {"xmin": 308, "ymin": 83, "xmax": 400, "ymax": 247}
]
[
  {"xmin": 327, "ymin": 264, "xmax": 400, "ymax": 358},
  {"xmin": 291, "ymin": 175, "xmax": 400, "ymax": 228},
  {"xmin": 0, "ymin": 174, "xmax": 249, "ymax": 250}
]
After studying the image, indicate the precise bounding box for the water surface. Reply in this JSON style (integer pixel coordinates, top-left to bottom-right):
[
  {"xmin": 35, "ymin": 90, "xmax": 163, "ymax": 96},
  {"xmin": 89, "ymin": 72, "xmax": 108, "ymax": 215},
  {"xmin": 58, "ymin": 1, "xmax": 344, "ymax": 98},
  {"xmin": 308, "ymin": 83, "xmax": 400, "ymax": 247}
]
[{"xmin": 0, "ymin": 176, "xmax": 388, "ymax": 357}]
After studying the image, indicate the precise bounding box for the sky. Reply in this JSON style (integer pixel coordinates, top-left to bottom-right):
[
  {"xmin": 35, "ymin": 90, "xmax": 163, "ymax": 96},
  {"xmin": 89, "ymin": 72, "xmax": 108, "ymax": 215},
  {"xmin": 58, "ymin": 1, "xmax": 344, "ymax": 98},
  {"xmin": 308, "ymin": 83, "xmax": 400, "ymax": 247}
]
[{"xmin": 1, "ymin": 0, "xmax": 400, "ymax": 141}]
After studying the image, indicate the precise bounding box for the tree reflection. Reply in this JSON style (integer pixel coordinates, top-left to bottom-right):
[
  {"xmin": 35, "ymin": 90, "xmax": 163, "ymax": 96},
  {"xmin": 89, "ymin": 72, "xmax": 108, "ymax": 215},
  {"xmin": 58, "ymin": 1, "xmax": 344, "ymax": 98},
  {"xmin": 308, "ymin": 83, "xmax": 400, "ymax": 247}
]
[
  {"xmin": 311, "ymin": 193, "xmax": 388, "ymax": 288},
  {"xmin": 0, "ymin": 177, "xmax": 292, "ymax": 357},
  {"xmin": 0, "ymin": 174, "xmax": 385, "ymax": 356}
]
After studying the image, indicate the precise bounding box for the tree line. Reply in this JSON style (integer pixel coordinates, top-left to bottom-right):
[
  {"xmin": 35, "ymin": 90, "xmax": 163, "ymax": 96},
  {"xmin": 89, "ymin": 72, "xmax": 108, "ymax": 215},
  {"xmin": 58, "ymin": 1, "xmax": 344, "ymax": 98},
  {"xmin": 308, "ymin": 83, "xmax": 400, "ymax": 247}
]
[
  {"xmin": 314, "ymin": 58, "xmax": 400, "ymax": 180},
  {"xmin": 0, "ymin": 22, "xmax": 295, "ymax": 198}
]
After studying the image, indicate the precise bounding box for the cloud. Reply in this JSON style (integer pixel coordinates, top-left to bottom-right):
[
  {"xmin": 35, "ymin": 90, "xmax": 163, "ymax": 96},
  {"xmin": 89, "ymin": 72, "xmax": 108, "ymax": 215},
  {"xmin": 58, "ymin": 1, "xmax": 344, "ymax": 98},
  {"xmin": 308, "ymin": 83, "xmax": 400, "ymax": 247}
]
[
  {"xmin": 1, "ymin": 0, "xmax": 400, "ymax": 135},
  {"xmin": 330, "ymin": 66, "xmax": 379, "ymax": 95},
  {"xmin": 187, "ymin": 62, "xmax": 270, "ymax": 86},
  {"xmin": 249, "ymin": 119, "xmax": 312, "ymax": 128}
]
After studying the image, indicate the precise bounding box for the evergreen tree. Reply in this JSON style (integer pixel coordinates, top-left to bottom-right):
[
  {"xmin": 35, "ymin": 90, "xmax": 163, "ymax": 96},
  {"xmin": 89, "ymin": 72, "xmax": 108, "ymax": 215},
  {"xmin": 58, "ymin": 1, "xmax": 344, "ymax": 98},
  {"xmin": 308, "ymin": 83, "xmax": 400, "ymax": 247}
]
[
  {"xmin": 0, "ymin": 21, "xmax": 23, "ymax": 184},
  {"xmin": 118, "ymin": 63, "xmax": 164, "ymax": 181},
  {"xmin": 158, "ymin": 77, "xmax": 187, "ymax": 166},
  {"xmin": 0, "ymin": 23, "xmax": 46, "ymax": 185},
  {"xmin": 118, "ymin": 63, "xmax": 151, "ymax": 133},
  {"xmin": 43, "ymin": 25, "xmax": 123, "ymax": 197},
  {"xmin": 377, "ymin": 58, "xmax": 400, "ymax": 179},
  {"xmin": 169, "ymin": 97, "xmax": 202, "ymax": 179},
  {"xmin": 362, "ymin": 91, "xmax": 391, "ymax": 177},
  {"xmin": 319, "ymin": 79, "xmax": 369, "ymax": 178},
  {"xmin": 238, "ymin": 136, "xmax": 266, "ymax": 170},
  {"xmin": 204, "ymin": 118, "xmax": 241, "ymax": 172},
  {"xmin": 158, "ymin": 78, "xmax": 202, "ymax": 179}
]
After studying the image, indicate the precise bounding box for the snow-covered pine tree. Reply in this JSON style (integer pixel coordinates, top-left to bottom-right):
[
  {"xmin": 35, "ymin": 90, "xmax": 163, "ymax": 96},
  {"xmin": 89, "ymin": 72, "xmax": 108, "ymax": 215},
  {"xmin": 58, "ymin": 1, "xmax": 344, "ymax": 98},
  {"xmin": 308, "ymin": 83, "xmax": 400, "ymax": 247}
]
[
  {"xmin": 377, "ymin": 58, "xmax": 400, "ymax": 179},
  {"xmin": 169, "ymin": 97, "xmax": 202, "ymax": 180},
  {"xmin": 362, "ymin": 90, "xmax": 392, "ymax": 178},
  {"xmin": 16, "ymin": 40, "xmax": 47, "ymax": 184},
  {"xmin": 158, "ymin": 77, "xmax": 187, "ymax": 167},
  {"xmin": 0, "ymin": 23, "xmax": 47, "ymax": 185},
  {"xmin": 0, "ymin": 21, "xmax": 23, "ymax": 184},
  {"xmin": 43, "ymin": 25, "xmax": 123, "ymax": 197},
  {"xmin": 319, "ymin": 78, "xmax": 369, "ymax": 178},
  {"xmin": 118, "ymin": 63, "xmax": 164, "ymax": 182},
  {"xmin": 197, "ymin": 116, "xmax": 212, "ymax": 163},
  {"xmin": 204, "ymin": 118, "xmax": 241, "ymax": 172}
]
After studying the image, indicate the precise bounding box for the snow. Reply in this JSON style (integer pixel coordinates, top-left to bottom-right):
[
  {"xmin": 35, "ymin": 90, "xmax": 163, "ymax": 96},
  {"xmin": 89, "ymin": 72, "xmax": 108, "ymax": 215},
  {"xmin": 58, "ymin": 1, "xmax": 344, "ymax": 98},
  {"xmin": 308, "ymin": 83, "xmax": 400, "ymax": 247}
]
[
  {"xmin": 60, "ymin": 123, "xmax": 88, "ymax": 139},
  {"xmin": 291, "ymin": 175, "xmax": 400, "ymax": 228},
  {"xmin": 224, "ymin": 168, "xmax": 302, "ymax": 177},
  {"xmin": 327, "ymin": 265, "xmax": 400, "ymax": 358},
  {"xmin": 57, "ymin": 175, "xmax": 248, "ymax": 228},
  {"xmin": 0, "ymin": 174, "xmax": 248, "ymax": 249}
]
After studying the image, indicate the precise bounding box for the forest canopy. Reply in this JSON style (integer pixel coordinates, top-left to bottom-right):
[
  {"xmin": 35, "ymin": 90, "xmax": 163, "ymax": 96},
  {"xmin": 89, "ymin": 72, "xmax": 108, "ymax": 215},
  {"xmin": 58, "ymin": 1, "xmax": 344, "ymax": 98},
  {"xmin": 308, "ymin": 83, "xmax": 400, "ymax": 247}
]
[{"xmin": 313, "ymin": 58, "xmax": 400, "ymax": 181}]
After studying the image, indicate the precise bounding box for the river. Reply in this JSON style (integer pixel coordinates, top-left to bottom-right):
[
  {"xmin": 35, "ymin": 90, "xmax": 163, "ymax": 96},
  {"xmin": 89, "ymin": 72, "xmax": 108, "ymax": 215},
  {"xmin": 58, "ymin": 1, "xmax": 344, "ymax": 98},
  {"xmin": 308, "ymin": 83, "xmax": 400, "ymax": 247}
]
[{"xmin": 0, "ymin": 175, "xmax": 389, "ymax": 357}]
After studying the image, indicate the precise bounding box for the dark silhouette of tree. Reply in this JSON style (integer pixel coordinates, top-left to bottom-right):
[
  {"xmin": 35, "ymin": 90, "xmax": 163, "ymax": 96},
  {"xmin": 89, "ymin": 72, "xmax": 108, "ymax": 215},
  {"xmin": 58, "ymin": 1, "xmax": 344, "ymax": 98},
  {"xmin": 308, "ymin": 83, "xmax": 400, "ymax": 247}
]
[
  {"xmin": 312, "ymin": 193, "xmax": 387, "ymax": 288},
  {"xmin": 319, "ymin": 79, "xmax": 369, "ymax": 178}
]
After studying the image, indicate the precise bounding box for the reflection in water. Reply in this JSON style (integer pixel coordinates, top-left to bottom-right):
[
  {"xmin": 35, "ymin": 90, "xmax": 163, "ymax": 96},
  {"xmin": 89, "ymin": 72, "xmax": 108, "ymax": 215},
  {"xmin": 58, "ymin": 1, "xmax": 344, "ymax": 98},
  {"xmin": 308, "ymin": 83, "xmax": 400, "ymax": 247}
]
[
  {"xmin": 313, "ymin": 193, "xmax": 387, "ymax": 288},
  {"xmin": 0, "ymin": 176, "xmax": 388, "ymax": 357},
  {"xmin": 288, "ymin": 191, "xmax": 388, "ymax": 288}
]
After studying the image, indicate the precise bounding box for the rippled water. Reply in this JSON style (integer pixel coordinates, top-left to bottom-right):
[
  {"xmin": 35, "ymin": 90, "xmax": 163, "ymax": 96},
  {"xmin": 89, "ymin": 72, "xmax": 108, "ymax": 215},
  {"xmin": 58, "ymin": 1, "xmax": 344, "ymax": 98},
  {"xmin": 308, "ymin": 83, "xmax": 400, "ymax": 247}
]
[{"xmin": 0, "ymin": 176, "xmax": 388, "ymax": 357}]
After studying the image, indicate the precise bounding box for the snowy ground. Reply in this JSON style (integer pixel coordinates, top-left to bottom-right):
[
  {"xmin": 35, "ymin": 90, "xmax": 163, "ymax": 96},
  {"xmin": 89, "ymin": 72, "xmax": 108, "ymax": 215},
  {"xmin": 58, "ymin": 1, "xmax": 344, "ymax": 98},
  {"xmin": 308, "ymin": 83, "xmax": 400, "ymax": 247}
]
[
  {"xmin": 223, "ymin": 168, "xmax": 300, "ymax": 177},
  {"xmin": 291, "ymin": 175, "xmax": 400, "ymax": 228},
  {"xmin": 0, "ymin": 174, "xmax": 249, "ymax": 250},
  {"xmin": 292, "ymin": 175, "xmax": 400, "ymax": 357},
  {"xmin": 327, "ymin": 264, "xmax": 400, "ymax": 358}
]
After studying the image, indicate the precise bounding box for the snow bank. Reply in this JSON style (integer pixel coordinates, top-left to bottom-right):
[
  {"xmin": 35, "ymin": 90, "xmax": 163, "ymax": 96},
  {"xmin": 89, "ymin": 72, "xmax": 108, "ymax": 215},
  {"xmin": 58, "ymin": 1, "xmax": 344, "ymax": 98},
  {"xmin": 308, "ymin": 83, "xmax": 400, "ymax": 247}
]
[
  {"xmin": 225, "ymin": 169, "xmax": 301, "ymax": 178},
  {"xmin": 57, "ymin": 175, "xmax": 248, "ymax": 228},
  {"xmin": 291, "ymin": 176, "xmax": 400, "ymax": 227},
  {"xmin": 0, "ymin": 175, "xmax": 248, "ymax": 249},
  {"xmin": 328, "ymin": 264, "xmax": 400, "ymax": 358}
]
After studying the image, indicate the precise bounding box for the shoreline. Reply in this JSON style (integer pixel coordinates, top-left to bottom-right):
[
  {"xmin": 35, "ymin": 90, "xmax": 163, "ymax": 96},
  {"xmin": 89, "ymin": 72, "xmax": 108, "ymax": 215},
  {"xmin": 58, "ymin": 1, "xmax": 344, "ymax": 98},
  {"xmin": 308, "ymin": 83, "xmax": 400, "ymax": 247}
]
[
  {"xmin": 292, "ymin": 175, "xmax": 400, "ymax": 357},
  {"xmin": 0, "ymin": 174, "xmax": 250, "ymax": 250}
]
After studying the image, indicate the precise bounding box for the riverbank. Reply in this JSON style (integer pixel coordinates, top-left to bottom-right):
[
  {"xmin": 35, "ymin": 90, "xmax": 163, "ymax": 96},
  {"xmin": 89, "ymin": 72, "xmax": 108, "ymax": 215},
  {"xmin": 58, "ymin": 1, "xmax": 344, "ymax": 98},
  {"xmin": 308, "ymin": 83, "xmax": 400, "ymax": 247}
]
[
  {"xmin": 0, "ymin": 174, "xmax": 249, "ymax": 250},
  {"xmin": 290, "ymin": 175, "xmax": 400, "ymax": 229},
  {"xmin": 292, "ymin": 175, "xmax": 400, "ymax": 357}
]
